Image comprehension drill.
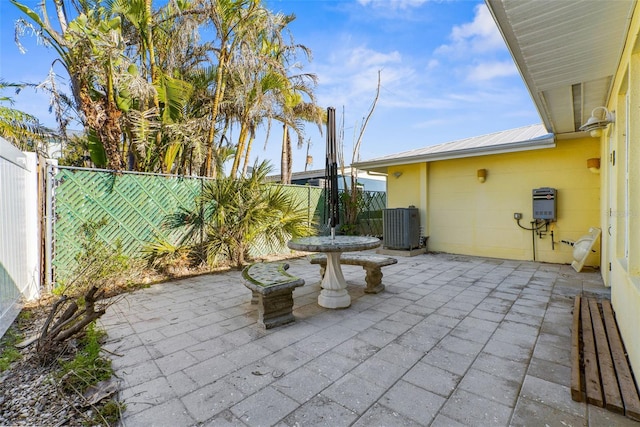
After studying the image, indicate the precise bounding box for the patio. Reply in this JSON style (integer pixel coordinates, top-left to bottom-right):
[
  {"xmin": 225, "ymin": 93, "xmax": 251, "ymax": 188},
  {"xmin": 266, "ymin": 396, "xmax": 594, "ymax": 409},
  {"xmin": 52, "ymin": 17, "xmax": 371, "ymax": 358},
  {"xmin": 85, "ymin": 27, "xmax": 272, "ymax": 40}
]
[{"xmin": 99, "ymin": 252, "xmax": 636, "ymax": 426}]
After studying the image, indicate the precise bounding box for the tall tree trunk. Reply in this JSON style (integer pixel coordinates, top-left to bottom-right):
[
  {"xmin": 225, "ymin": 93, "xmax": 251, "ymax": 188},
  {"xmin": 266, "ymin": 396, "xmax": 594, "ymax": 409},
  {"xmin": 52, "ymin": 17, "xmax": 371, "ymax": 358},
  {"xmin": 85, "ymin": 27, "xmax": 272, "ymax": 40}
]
[
  {"xmin": 79, "ymin": 84, "xmax": 125, "ymax": 170},
  {"xmin": 241, "ymin": 129, "xmax": 255, "ymax": 177},
  {"xmin": 203, "ymin": 53, "xmax": 228, "ymax": 177},
  {"xmin": 280, "ymin": 125, "xmax": 292, "ymax": 184},
  {"xmin": 230, "ymin": 120, "xmax": 250, "ymax": 177}
]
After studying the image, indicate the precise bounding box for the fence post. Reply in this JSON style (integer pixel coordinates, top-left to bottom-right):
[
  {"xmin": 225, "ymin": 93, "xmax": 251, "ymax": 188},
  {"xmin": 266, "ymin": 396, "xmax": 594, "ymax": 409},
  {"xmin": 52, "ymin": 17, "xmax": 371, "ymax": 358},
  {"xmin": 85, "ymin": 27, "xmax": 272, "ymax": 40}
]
[
  {"xmin": 44, "ymin": 162, "xmax": 56, "ymax": 291},
  {"xmin": 307, "ymin": 186, "xmax": 311, "ymax": 227},
  {"xmin": 200, "ymin": 177, "xmax": 204, "ymax": 247}
]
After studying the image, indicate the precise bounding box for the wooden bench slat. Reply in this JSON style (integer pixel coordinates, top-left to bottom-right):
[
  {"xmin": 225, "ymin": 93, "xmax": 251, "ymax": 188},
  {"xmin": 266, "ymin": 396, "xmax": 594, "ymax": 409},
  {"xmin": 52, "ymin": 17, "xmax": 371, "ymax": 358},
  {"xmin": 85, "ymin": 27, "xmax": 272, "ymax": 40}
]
[
  {"xmin": 570, "ymin": 296, "xmax": 640, "ymax": 421},
  {"xmin": 602, "ymin": 300, "xmax": 640, "ymax": 420},
  {"xmin": 581, "ymin": 297, "xmax": 603, "ymax": 407},
  {"xmin": 588, "ymin": 298, "xmax": 623, "ymax": 413},
  {"xmin": 571, "ymin": 296, "xmax": 584, "ymax": 402}
]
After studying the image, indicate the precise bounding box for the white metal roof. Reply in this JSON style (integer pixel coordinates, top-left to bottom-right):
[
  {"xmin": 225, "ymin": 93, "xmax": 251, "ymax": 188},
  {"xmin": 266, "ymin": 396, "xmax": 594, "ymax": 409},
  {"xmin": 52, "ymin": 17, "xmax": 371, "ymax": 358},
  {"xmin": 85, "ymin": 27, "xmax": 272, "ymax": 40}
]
[
  {"xmin": 486, "ymin": 0, "xmax": 636, "ymax": 135},
  {"xmin": 266, "ymin": 166, "xmax": 386, "ymax": 182},
  {"xmin": 354, "ymin": 124, "xmax": 553, "ymax": 170}
]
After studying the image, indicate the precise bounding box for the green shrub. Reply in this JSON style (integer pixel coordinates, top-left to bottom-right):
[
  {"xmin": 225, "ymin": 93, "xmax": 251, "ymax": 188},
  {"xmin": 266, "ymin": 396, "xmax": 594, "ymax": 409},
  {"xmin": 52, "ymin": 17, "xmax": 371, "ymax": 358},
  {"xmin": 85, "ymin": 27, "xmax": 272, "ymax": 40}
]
[
  {"xmin": 57, "ymin": 322, "xmax": 111, "ymax": 394},
  {"xmin": 0, "ymin": 329, "xmax": 22, "ymax": 372}
]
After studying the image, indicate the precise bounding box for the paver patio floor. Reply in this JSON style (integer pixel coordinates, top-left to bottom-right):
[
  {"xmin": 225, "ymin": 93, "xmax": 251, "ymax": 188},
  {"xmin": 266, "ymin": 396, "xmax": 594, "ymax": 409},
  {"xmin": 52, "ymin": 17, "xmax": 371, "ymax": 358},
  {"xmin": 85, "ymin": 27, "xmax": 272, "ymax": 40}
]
[{"xmin": 100, "ymin": 252, "xmax": 638, "ymax": 426}]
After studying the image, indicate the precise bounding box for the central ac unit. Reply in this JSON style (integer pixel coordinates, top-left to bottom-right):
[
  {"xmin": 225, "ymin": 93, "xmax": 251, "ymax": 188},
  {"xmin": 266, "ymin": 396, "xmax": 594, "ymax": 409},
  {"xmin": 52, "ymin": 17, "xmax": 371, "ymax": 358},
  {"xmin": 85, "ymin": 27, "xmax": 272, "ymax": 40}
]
[{"xmin": 383, "ymin": 207, "xmax": 420, "ymax": 250}]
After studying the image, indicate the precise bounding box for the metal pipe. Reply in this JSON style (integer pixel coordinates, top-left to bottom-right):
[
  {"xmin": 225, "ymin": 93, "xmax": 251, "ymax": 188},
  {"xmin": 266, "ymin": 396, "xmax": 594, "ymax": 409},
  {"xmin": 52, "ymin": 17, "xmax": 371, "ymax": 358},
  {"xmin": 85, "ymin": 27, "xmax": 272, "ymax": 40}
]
[{"xmin": 531, "ymin": 221, "xmax": 536, "ymax": 261}]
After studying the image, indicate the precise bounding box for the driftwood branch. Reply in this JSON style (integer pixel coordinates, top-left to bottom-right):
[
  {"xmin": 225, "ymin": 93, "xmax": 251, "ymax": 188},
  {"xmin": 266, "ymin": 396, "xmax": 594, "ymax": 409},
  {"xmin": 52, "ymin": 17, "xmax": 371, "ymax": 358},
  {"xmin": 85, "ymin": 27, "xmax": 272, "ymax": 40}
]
[
  {"xmin": 37, "ymin": 286, "xmax": 109, "ymax": 357},
  {"xmin": 37, "ymin": 295, "xmax": 69, "ymax": 352}
]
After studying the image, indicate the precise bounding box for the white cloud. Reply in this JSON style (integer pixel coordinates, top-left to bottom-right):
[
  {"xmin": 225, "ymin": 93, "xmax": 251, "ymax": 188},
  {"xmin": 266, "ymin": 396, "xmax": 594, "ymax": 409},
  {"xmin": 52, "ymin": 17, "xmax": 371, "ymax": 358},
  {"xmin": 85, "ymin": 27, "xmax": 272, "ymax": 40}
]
[
  {"xmin": 431, "ymin": 4, "xmax": 517, "ymax": 84},
  {"xmin": 346, "ymin": 47, "xmax": 402, "ymax": 69},
  {"xmin": 314, "ymin": 45, "xmax": 410, "ymax": 109},
  {"xmin": 466, "ymin": 60, "xmax": 518, "ymax": 81},
  {"xmin": 426, "ymin": 59, "xmax": 440, "ymax": 70},
  {"xmin": 436, "ymin": 4, "xmax": 506, "ymax": 56},
  {"xmin": 357, "ymin": 0, "xmax": 430, "ymax": 10},
  {"xmin": 413, "ymin": 117, "xmax": 452, "ymax": 129}
]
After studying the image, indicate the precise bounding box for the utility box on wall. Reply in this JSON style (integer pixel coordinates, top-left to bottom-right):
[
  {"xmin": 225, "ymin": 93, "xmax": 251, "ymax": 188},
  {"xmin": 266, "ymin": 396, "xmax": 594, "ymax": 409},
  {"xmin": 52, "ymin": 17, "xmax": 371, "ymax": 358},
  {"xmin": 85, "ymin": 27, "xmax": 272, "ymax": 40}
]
[
  {"xmin": 383, "ymin": 207, "xmax": 420, "ymax": 250},
  {"xmin": 532, "ymin": 187, "xmax": 557, "ymax": 221}
]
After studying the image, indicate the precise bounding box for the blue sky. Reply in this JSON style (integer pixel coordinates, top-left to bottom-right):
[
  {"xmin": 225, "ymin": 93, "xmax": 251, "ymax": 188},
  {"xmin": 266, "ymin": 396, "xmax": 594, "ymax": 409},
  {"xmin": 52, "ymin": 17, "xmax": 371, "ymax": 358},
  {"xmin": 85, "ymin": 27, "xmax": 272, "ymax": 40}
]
[{"xmin": 0, "ymin": 0, "xmax": 541, "ymax": 173}]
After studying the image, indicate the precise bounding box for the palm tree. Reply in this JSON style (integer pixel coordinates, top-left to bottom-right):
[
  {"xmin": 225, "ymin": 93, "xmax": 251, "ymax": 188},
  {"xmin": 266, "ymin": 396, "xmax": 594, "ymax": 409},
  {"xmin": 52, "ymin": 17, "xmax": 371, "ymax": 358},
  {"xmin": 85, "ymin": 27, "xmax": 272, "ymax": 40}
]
[
  {"xmin": 225, "ymin": 10, "xmax": 322, "ymax": 180},
  {"xmin": 278, "ymin": 100, "xmax": 324, "ymax": 184},
  {"xmin": 201, "ymin": 0, "xmax": 268, "ymax": 177},
  {"xmin": 254, "ymin": 17, "xmax": 322, "ymax": 183},
  {"xmin": 12, "ymin": 0, "xmax": 319, "ymax": 177},
  {"xmin": 13, "ymin": 0, "xmax": 199, "ymax": 173},
  {"xmin": 164, "ymin": 160, "xmax": 313, "ymax": 268},
  {"xmin": 12, "ymin": 0, "xmax": 128, "ymax": 169},
  {"xmin": 117, "ymin": 0, "xmax": 198, "ymax": 174},
  {"xmin": 0, "ymin": 81, "xmax": 56, "ymax": 153}
]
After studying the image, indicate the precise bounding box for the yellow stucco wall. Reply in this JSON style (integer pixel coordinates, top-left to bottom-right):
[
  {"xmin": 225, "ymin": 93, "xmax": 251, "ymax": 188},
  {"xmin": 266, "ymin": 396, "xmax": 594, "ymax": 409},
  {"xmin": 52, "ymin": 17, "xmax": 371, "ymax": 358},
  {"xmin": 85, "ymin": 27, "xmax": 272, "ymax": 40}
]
[
  {"xmin": 387, "ymin": 164, "xmax": 429, "ymax": 239},
  {"xmin": 387, "ymin": 138, "xmax": 600, "ymax": 264},
  {"xmin": 387, "ymin": 165, "xmax": 423, "ymax": 208},
  {"xmin": 603, "ymin": 5, "xmax": 640, "ymax": 383}
]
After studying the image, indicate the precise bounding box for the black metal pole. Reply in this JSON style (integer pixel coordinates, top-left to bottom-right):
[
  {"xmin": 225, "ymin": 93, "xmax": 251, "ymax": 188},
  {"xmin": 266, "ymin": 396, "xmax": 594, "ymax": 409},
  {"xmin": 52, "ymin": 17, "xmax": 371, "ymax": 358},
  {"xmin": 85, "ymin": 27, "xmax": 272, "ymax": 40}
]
[{"xmin": 326, "ymin": 107, "xmax": 339, "ymax": 238}]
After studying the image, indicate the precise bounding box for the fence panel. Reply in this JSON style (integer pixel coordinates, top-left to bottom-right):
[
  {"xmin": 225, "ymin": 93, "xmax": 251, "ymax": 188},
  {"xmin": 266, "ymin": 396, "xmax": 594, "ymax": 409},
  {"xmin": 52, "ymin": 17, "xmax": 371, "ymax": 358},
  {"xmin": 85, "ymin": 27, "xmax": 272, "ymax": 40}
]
[
  {"xmin": 248, "ymin": 185, "xmax": 325, "ymax": 257},
  {"xmin": 51, "ymin": 168, "xmax": 383, "ymax": 283},
  {"xmin": 52, "ymin": 167, "xmax": 204, "ymax": 283},
  {"xmin": 52, "ymin": 168, "xmax": 328, "ymax": 280},
  {"xmin": 328, "ymin": 189, "xmax": 386, "ymax": 237},
  {"xmin": 0, "ymin": 139, "xmax": 39, "ymax": 337},
  {"xmin": 357, "ymin": 190, "xmax": 386, "ymax": 236}
]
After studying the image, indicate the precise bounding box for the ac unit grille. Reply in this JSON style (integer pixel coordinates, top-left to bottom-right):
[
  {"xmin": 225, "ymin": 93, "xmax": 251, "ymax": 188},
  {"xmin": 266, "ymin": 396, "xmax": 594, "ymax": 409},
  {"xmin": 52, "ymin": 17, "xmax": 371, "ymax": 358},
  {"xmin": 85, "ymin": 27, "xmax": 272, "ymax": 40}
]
[{"xmin": 383, "ymin": 208, "xmax": 420, "ymax": 250}]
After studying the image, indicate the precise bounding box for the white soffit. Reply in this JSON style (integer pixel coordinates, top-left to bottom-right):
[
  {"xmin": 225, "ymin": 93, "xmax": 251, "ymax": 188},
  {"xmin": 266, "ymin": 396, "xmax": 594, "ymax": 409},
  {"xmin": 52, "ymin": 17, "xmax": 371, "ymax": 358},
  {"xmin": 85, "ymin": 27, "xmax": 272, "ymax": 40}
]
[{"xmin": 486, "ymin": 0, "xmax": 635, "ymax": 135}]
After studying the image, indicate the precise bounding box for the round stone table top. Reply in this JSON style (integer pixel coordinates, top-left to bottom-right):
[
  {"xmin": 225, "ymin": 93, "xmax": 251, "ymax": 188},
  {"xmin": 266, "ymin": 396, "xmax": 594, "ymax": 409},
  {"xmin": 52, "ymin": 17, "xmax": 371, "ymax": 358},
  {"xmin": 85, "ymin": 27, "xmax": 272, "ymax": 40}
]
[{"xmin": 287, "ymin": 235, "xmax": 381, "ymax": 253}]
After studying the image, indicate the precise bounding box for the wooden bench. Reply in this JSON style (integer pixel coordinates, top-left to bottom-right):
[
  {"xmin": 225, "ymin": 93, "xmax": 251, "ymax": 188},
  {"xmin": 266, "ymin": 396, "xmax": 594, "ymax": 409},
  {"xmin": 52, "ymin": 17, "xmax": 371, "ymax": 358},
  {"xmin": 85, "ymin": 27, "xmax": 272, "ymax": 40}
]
[
  {"xmin": 309, "ymin": 253, "xmax": 397, "ymax": 294},
  {"xmin": 242, "ymin": 262, "xmax": 304, "ymax": 329},
  {"xmin": 571, "ymin": 296, "xmax": 640, "ymax": 421}
]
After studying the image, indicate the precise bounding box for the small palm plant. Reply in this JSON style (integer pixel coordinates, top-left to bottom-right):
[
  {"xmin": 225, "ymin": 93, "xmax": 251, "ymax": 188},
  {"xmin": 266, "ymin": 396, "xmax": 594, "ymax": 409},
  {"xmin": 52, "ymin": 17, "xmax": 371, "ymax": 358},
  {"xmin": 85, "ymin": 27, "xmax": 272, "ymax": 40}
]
[{"xmin": 164, "ymin": 160, "xmax": 314, "ymax": 269}]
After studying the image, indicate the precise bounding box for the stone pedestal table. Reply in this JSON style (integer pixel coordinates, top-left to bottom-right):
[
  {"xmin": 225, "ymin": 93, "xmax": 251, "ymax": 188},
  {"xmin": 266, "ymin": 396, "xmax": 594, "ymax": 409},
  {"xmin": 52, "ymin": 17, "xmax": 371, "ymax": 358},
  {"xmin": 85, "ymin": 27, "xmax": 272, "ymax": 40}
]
[{"xmin": 287, "ymin": 236, "xmax": 381, "ymax": 308}]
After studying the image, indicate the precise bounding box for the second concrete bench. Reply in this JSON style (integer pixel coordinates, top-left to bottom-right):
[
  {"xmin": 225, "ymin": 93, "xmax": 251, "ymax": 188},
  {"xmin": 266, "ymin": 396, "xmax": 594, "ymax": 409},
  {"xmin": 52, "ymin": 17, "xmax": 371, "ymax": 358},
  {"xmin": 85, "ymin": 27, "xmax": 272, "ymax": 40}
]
[{"xmin": 309, "ymin": 253, "xmax": 397, "ymax": 294}]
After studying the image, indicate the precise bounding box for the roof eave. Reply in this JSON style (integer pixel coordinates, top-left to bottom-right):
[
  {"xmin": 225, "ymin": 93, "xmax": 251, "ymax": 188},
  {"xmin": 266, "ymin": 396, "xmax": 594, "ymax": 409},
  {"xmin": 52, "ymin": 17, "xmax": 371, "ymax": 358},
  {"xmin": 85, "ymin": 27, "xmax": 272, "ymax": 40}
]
[{"xmin": 484, "ymin": 0, "xmax": 553, "ymax": 133}]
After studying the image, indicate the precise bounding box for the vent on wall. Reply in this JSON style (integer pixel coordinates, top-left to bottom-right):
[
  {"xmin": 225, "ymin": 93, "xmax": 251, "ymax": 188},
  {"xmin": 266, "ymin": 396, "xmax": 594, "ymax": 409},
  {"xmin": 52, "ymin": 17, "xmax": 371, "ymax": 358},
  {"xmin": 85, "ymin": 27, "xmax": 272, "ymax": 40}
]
[{"xmin": 383, "ymin": 207, "xmax": 420, "ymax": 250}]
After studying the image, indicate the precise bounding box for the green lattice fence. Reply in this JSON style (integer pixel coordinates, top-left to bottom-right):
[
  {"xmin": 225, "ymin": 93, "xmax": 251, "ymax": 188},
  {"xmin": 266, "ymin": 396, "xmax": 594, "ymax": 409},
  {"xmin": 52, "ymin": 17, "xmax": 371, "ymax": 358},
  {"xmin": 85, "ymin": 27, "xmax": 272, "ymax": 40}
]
[
  {"xmin": 52, "ymin": 167, "xmax": 327, "ymax": 282},
  {"xmin": 316, "ymin": 189, "xmax": 386, "ymax": 236},
  {"xmin": 356, "ymin": 190, "xmax": 386, "ymax": 236},
  {"xmin": 248, "ymin": 184, "xmax": 325, "ymax": 257},
  {"xmin": 52, "ymin": 168, "xmax": 206, "ymax": 282}
]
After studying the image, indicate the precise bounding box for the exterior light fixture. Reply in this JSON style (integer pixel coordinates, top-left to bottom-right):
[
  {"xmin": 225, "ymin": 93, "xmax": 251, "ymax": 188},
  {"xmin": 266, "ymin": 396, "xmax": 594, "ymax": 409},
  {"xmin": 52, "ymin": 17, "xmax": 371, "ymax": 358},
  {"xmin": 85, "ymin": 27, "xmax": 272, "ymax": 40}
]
[
  {"xmin": 477, "ymin": 169, "xmax": 487, "ymax": 183},
  {"xmin": 579, "ymin": 107, "xmax": 615, "ymax": 137},
  {"xmin": 393, "ymin": 171, "xmax": 403, "ymax": 178},
  {"xmin": 587, "ymin": 158, "xmax": 600, "ymax": 174}
]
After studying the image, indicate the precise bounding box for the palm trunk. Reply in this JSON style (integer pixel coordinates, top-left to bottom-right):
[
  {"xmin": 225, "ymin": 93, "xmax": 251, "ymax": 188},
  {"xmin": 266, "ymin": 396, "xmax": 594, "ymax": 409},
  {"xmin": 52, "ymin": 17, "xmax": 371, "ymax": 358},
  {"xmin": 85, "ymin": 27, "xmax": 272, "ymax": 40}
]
[
  {"xmin": 230, "ymin": 121, "xmax": 250, "ymax": 177},
  {"xmin": 280, "ymin": 125, "xmax": 292, "ymax": 184},
  {"xmin": 241, "ymin": 131, "xmax": 256, "ymax": 177},
  {"xmin": 203, "ymin": 52, "xmax": 228, "ymax": 176}
]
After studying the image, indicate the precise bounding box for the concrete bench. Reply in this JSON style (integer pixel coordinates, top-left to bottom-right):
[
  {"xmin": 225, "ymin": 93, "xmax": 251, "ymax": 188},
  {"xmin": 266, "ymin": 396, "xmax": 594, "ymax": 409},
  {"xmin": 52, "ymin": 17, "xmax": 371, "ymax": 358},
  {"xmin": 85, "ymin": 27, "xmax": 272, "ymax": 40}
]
[
  {"xmin": 309, "ymin": 253, "xmax": 397, "ymax": 294},
  {"xmin": 242, "ymin": 262, "xmax": 304, "ymax": 329}
]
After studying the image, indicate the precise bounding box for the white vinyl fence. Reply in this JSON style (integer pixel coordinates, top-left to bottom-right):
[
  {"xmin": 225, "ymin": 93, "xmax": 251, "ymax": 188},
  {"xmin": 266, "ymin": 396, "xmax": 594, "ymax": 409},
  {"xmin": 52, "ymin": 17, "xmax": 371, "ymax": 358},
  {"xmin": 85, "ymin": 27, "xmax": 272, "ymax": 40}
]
[{"xmin": 0, "ymin": 137, "xmax": 40, "ymax": 337}]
